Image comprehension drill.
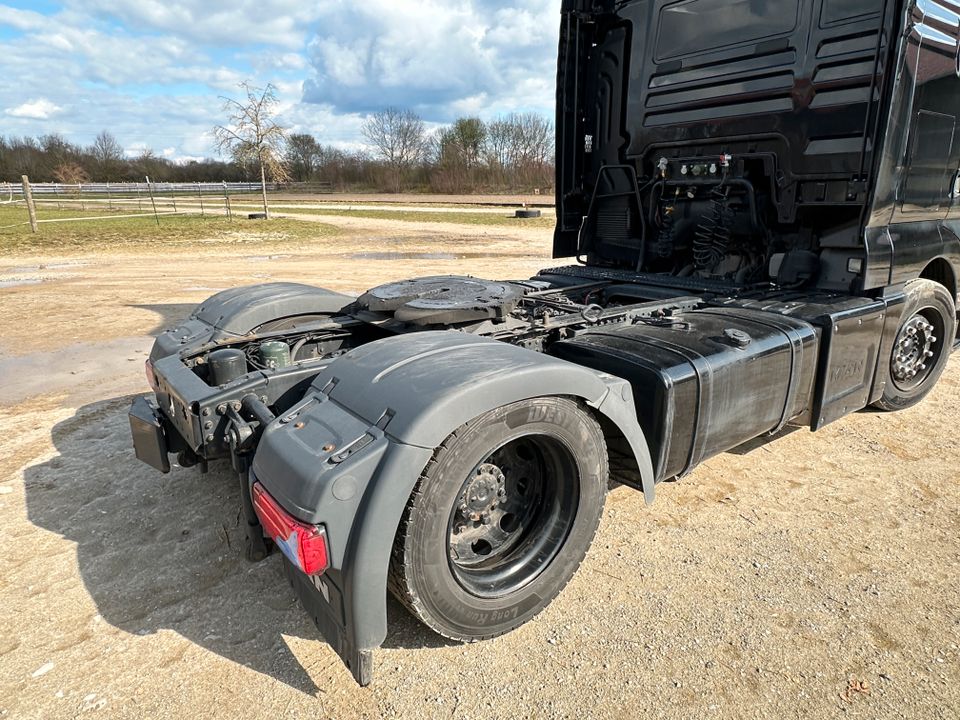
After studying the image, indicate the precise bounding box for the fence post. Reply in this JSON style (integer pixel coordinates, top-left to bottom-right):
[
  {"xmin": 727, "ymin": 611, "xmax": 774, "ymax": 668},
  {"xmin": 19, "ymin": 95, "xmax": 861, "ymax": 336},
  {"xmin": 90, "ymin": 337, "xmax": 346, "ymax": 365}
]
[
  {"xmin": 106, "ymin": 182, "xmax": 113, "ymax": 211},
  {"xmin": 136, "ymin": 182, "xmax": 143, "ymax": 211},
  {"xmin": 79, "ymin": 183, "xmax": 85, "ymax": 211},
  {"xmin": 197, "ymin": 182, "xmax": 205, "ymax": 217},
  {"xmin": 21, "ymin": 175, "xmax": 38, "ymax": 233},
  {"xmin": 55, "ymin": 183, "xmax": 62, "ymax": 211},
  {"xmin": 145, "ymin": 176, "xmax": 161, "ymax": 227},
  {"xmin": 223, "ymin": 181, "xmax": 232, "ymax": 220}
]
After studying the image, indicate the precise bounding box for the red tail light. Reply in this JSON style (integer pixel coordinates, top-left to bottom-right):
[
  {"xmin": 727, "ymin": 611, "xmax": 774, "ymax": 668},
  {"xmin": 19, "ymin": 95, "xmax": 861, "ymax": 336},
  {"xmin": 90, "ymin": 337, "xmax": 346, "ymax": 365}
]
[
  {"xmin": 251, "ymin": 482, "xmax": 329, "ymax": 576},
  {"xmin": 145, "ymin": 359, "xmax": 159, "ymax": 392}
]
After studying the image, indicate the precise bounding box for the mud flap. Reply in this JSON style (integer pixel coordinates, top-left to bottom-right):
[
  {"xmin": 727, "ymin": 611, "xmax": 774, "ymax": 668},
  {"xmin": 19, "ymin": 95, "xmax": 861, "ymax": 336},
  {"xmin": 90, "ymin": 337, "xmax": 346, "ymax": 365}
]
[
  {"xmin": 129, "ymin": 396, "xmax": 170, "ymax": 473},
  {"xmin": 281, "ymin": 557, "xmax": 373, "ymax": 686}
]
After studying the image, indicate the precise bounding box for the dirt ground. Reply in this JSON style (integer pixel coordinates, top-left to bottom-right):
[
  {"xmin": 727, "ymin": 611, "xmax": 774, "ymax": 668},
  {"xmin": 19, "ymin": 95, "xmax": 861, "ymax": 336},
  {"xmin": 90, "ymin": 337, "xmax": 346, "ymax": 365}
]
[{"xmin": 1, "ymin": 210, "xmax": 958, "ymax": 720}]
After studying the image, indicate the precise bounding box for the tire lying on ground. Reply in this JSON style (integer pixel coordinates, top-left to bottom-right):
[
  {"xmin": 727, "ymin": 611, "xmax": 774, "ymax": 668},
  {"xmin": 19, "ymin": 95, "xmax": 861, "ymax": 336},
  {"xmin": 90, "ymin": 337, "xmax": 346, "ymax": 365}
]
[
  {"xmin": 515, "ymin": 209, "xmax": 542, "ymax": 219},
  {"xmin": 388, "ymin": 396, "xmax": 608, "ymax": 641},
  {"xmin": 248, "ymin": 212, "xmax": 267, "ymax": 220},
  {"xmin": 873, "ymin": 278, "xmax": 957, "ymax": 412}
]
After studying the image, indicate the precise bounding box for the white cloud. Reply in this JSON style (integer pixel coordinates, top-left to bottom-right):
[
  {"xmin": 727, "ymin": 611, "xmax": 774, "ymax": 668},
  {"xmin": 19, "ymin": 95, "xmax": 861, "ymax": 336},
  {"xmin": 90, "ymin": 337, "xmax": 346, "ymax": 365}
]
[
  {"xmin": 302, "ymin": 0, "xmax": 560, "ymax": 121},
  {"xmin": 67, "ymin": 0, "xmax": 326, "ymax": 49},
  {"xmin": 0, "ymin": 6, "xmax": 47, "ymax": 31},
  {"xmin": 0, "ymin": 1, "xmax": 562, "ymax": 156},
  {"xmin": 5, "ymin": 98, "xmax": 64, "ymax": 120}
]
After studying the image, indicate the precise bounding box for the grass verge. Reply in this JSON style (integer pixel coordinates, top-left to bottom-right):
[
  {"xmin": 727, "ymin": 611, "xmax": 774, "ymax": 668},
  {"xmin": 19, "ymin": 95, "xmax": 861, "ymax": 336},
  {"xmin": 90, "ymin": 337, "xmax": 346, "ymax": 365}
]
[
  {"xmin": 265, "ymin": 206, "xmax": 556, "ymax": 228},
  {"xmin": 0, "ymin": 205, "xmax": 340, "ymax": 254}
]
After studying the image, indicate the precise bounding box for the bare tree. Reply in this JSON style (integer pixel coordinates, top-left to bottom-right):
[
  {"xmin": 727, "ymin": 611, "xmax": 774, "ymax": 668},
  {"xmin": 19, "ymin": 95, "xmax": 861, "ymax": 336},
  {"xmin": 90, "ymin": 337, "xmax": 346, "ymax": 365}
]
[
  {"xmin": 52, "ymin": 162, "xmax": 89, "ymax": 185},
  {"xmin": 512, "ymin": 113, "xmax": 554, "ymax": 168},
  {"xmin": 285, "ymin": 133, "xmax": 321, "ymax": 182},
  {"xmin": 361, "ymin": 107, "xmax": 426, "ymax": 193},
  {"xmin": 214, "ymin": 82, "xmax": 289, "ymax": 218},
  {"xmin": 483, "ymin": 118, "xmax": 513, "ymax": 180},
  {"xmin": 90, "ymin": 130, "xmax": 124, "ymax": 180}
]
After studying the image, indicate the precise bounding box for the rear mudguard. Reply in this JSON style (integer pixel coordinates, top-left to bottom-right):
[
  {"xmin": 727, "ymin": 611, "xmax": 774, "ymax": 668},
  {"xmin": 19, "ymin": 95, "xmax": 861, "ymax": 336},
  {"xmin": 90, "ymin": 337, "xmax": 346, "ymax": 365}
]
[
  {"xmin": 150, "ymin": 282, "xmax": 355, "ymax": 361},
  {"xmin": 250, "ymin": 330, "xmax": 655, "ymax": 684}
]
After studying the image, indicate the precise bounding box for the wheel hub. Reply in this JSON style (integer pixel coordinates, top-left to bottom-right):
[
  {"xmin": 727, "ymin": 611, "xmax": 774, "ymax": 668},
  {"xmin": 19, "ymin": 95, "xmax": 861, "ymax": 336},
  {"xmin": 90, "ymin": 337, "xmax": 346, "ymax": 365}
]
[
  {"xmin": 892, "ymin": 314, "xmax": 937, "ymax": 384},
  {"xmin": 457, "ymin": 463, "xmax": 506, "ymax": 523}
]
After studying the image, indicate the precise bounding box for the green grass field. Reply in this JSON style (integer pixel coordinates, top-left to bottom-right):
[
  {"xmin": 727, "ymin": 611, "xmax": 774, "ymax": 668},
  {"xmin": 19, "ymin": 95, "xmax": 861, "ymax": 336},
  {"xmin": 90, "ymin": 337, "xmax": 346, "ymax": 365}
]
[
  {"xmin": 0, "ymin": 204, "xmax": 340, "ymax": 254},
  {"xmin": 0, "ymin": 194, "xmax": 553, "ymax": 255},
  {"xmin": 262, "ymin": 206, "xmax": 555, "ymax": 228}
]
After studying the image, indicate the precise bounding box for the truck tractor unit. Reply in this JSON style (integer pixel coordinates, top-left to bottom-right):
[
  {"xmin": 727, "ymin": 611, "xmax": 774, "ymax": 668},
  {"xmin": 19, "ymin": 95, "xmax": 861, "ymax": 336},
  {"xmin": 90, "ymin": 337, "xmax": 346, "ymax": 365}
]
[{"xmin": 131, "ymin": 0, "xmax": 960, "ymax": 685}]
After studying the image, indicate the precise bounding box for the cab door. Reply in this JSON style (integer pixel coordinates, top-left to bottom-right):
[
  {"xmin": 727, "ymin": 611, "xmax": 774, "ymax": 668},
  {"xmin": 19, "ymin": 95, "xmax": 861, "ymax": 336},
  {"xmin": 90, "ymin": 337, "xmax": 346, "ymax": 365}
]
[{"xmin": 893, "ymin": 0, "xmax": 960, "ymax": 224}]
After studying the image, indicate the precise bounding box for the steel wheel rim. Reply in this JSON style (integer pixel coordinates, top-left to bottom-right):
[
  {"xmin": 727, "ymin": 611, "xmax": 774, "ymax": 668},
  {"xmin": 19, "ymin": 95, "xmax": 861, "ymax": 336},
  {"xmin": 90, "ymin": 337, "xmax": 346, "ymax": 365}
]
[
  {"xmin": 890, "ymin": 308, "xmax": 945, "ymax": 392},
  {"xmin": 446, "ymin": 433, "xmax": 580, "ymax": 599}
]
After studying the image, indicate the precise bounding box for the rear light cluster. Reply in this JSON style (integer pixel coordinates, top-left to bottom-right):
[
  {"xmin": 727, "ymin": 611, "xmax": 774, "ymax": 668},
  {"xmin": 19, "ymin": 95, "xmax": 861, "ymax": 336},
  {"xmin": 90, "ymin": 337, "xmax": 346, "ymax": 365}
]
[
  {"xmin": 145, "ymin": 359, "xmax": 159, "ymax": 392},
  {"xmin": 251, "ymin": 482, "xmax": 329, "ymax": 576}
]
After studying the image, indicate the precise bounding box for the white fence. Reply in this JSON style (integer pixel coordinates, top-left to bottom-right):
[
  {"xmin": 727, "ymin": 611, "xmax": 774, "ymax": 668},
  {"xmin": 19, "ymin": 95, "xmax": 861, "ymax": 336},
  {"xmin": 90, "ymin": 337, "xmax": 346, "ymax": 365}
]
[
  {"xmin": 1, "ymin": 181, "xmax": 268, "ymax": 199},
  {"xmin": 0, "ymin": 176, "xmax": 266, "ymax": 231}
]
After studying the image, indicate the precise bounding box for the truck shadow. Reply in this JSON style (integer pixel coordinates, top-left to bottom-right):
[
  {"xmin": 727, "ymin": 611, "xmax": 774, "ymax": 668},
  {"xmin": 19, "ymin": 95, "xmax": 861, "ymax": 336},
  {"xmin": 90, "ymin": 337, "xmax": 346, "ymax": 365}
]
[
  {"xmin": 129, "ymin": 304, "xmax": 197, "ymax": 336},
  {"xmin": 23, "ymin": 395, "xmax": 445, "ymax": 696}
]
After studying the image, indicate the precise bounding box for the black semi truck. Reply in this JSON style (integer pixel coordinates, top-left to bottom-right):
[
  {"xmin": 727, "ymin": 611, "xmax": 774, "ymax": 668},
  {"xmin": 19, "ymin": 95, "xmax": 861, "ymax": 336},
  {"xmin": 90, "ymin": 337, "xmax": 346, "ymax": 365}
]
[{"xmin": 130, "ymin": 0, "xmax": 960, "ymax": 685}]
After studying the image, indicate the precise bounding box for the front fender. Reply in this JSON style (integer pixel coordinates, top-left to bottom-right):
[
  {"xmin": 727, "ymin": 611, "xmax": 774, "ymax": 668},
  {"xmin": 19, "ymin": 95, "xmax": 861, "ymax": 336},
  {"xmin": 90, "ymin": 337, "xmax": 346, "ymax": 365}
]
[{"xmin": 251, "ymin": 331, "xmax": 654, "ymax": 684}]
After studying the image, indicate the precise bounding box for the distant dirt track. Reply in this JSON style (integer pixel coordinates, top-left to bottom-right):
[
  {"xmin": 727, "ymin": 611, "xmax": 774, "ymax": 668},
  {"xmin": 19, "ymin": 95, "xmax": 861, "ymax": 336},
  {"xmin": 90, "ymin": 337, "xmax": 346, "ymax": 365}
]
[
  {"xmin": 0, "ymin": 211, "xmax": 958, "ymax": 719},
  {"xmin": 264, "ymin": 192, "xmax": 555, "ymax": 206}
]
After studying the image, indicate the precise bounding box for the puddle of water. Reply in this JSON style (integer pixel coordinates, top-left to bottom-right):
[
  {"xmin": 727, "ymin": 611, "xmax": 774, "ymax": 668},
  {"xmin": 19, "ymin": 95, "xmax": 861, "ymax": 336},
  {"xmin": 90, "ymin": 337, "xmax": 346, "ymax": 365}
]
[
  {"xmin": 7, "ymin": 262, "xmax": 90, "ymax": 272},
  {"xmin": 0, "ymin": 336, "xmax": 154, "ymax": 406},
  {"xmin": 0, "ymin": 278, "xmax": 45, "ymax": 288}
]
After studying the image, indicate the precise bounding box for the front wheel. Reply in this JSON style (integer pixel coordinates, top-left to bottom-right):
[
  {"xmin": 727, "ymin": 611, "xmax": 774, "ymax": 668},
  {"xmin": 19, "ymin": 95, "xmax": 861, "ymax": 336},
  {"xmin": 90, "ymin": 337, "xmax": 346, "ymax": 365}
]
[
  {"xmin": 873, "ymin": 279, "xmax": 956, "ymax": 412},
  {"xmin": 388, "ymin": 397, "xmax": 608, "ymax": 641}
]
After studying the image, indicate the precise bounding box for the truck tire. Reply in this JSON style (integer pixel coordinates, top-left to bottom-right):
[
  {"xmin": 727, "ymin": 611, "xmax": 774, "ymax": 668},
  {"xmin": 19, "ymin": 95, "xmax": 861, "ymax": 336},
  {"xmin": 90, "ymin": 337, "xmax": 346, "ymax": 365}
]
[
  {"xmin": 873, "ymin": 279, "xmax": 956, "ymax": 412},
  {"xmin": 388, "ymin": 396, "xmax": 608, "ymax": 641}
]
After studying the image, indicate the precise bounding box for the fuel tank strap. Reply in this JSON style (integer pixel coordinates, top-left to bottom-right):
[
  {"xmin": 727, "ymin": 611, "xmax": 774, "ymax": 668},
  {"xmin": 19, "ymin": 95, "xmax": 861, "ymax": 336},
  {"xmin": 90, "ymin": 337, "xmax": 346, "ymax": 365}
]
[{"xmin": 694, "ymin": 308, "xmax": 813, "ymax": 433}]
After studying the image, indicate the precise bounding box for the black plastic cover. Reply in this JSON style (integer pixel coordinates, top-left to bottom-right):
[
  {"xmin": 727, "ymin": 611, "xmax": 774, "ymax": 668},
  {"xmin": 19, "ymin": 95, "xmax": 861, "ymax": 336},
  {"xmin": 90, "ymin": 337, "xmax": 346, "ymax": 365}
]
[{"xmin": 128, "ymin": 396, "xmax": 170, "ymax": 473}]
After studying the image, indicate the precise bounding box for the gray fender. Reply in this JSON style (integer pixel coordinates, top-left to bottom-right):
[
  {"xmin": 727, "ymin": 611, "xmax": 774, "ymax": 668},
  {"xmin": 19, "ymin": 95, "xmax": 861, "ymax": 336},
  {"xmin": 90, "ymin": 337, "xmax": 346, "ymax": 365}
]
[
  {"xmin": 150, "ymin": 282, "xmax": 355, "ymax": 360},
  {"xmin": 322, "ymin": 331, "xmax": 652, "ymax": 475},
  {"xmin": 193, "ymin": 281, "xmax": 355, "ymax": 333},
  {"xmin": 252, "ymin": 330, "xmax": 654, "ymax": 669}
]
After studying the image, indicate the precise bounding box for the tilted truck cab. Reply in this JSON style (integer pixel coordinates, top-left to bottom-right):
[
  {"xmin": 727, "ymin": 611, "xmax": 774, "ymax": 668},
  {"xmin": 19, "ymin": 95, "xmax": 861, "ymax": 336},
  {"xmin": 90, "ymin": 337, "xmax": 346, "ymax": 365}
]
[{"xmin": 130, "ymin": 0, "xmax": 959, "ymax": 685}]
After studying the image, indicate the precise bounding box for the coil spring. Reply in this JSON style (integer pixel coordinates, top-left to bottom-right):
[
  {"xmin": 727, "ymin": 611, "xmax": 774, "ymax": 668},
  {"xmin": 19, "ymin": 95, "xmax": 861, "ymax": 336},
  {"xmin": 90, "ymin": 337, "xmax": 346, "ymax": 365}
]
[{"xmin": 693, "ymin": 187, "xmax": 734, "ymax": 271}]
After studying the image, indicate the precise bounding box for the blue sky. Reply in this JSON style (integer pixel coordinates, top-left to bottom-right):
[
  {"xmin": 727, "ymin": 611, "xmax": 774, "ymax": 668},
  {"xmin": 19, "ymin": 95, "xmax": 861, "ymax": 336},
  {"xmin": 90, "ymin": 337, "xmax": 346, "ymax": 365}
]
[{"xmin": 0, "ymin": 0, "xmax": 559, "ymax": 161}]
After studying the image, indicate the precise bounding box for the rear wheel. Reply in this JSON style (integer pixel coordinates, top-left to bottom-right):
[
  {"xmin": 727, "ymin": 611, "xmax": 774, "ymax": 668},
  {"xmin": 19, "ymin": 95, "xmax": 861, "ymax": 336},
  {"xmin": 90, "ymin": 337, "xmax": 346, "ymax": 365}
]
[
  {"xmin": 388, "ymin": 397, "xmax": 608, "ymax": 641},
  {"xmin": 873, "ymin": 279, "xmax": 956, "ymax": 412}
]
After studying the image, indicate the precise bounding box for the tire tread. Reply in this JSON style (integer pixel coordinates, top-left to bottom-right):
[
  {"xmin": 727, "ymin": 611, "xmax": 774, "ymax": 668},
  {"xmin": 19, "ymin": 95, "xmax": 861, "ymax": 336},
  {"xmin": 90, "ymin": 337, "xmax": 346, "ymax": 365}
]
[{"xmin": 387, "ymin": 399, "xmax": 607, "ymax": 642}]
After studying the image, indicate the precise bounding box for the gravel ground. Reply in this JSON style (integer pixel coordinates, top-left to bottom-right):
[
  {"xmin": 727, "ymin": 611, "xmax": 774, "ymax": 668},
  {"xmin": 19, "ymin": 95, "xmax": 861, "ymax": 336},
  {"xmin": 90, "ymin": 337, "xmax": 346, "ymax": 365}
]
[{"xmin": 0, "ymin": 211, "xmax": 958, "ymax": 719}]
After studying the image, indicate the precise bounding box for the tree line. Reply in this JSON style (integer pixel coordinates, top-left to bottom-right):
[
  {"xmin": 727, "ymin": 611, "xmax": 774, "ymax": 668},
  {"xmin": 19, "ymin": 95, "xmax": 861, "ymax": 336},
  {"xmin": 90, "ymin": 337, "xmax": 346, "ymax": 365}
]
[
  {"xmin": 0, "ymin": 131, "xmax": 245, "ymax": 186},
  {"xmin": 1, "ymin": 107, "xmax": 555, "ymax": 194}
]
